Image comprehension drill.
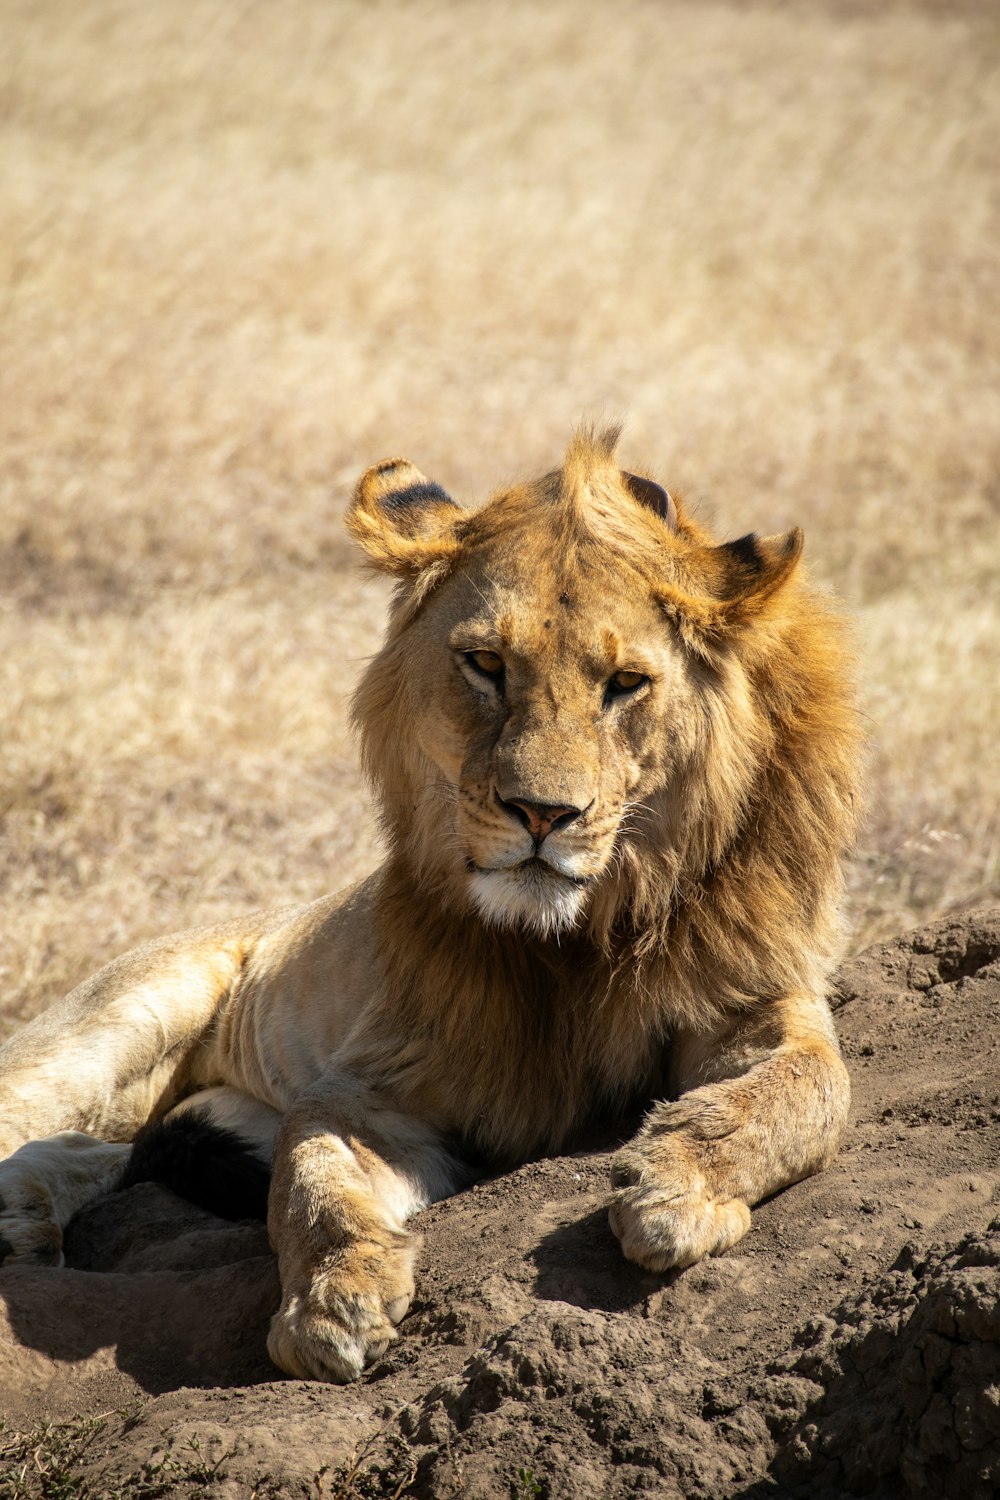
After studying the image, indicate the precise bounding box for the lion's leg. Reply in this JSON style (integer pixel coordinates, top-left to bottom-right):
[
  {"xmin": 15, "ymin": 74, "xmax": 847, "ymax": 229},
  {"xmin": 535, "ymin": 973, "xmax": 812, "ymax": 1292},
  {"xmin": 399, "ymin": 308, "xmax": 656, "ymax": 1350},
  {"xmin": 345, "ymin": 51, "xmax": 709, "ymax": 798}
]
[
  {"xmin": 0, "ymin": 1087, "xmax": 285, "ymax": 1267},
  {"xmin": 608, "ymin": 993, "xmax": 850, "ymax": 1271},
  {"xmin": 265, "ymin": 1072, "xmax": 468, "ymax": 1383},
  {"xmin": 0, "ymin": 1090, "xmax": 283, "ymax": 1265},
  {"xmin": 0, "ymin": 929, "xmax": 249, "ymax": 1265},
  {"xmin": 0, "ymin": 932, "xmax": 251, "ymax": 1154}
]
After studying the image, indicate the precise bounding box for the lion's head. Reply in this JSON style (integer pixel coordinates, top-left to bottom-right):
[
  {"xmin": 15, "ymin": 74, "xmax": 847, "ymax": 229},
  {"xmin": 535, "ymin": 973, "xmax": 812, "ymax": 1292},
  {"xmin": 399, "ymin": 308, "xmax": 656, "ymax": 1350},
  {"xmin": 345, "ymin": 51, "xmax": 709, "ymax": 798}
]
[{"xmin": 350, "ymin": 426, "xmax": 857, "ymax": 978}]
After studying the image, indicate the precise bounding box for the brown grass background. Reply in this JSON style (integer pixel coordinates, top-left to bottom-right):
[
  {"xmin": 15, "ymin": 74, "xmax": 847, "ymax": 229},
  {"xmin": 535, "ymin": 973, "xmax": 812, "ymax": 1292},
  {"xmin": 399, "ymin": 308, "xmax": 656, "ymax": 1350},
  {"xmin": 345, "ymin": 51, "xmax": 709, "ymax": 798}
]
[{"xmin": 1, "ymin": 0, "xmax": 998, "ymax": 1038}]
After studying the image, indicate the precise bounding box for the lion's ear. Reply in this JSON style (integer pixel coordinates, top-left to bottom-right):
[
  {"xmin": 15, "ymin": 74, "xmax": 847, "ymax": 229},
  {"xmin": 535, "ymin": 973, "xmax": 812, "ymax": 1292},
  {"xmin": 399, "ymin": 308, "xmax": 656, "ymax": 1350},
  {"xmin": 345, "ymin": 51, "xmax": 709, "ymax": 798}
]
[
  {"xmin": 621, "ymin": 472, "xmax": 678, "ymax": 531},
  {"xmin": 348, "ymin": 459, "xmax": 463, "ymax": 575},
  {"xmin": 658, "ymin": 528, "xmax": 804, "ymax": 653},
  {"xmin": 707, "ymin": 528, "xmax": 804, "ymax": 618}
]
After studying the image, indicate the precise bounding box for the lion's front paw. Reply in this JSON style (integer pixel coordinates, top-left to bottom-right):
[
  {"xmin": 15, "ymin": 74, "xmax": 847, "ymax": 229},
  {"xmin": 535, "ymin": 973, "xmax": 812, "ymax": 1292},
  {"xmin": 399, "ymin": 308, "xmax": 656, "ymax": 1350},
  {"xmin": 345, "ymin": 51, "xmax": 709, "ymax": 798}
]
[
  {"xmin": 608, "ymin": 1152, "xmax": 750, "ymax": 1272},
  {"xmin": 268, "ymin": 1249, "xmax": 415, "ymax": 1383}
]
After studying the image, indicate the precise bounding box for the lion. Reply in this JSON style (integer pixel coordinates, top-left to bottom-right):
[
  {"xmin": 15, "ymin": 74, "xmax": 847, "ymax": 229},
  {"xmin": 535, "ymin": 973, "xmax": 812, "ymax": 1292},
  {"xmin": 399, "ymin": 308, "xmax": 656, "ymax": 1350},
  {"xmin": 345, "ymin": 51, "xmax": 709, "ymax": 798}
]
[{"xmin": 0, "ymin": 426, "xmax": 861, "ymax": 1383}]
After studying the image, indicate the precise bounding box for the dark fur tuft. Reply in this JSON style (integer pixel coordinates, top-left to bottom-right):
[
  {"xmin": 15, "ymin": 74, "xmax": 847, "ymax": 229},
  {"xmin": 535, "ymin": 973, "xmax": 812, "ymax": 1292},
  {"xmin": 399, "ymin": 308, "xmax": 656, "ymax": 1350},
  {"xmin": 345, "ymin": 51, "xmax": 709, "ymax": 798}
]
[
  {"xmin": 720, "ymin": 531, "xmax": 765, "ymax": 575},
  {"xmin": 121, "ymin": 1113, "xmax": 271, "ymax": 1221},
  {"xmin": 380, "ymin": 479, "xmax": 454, "ymax": 513}
]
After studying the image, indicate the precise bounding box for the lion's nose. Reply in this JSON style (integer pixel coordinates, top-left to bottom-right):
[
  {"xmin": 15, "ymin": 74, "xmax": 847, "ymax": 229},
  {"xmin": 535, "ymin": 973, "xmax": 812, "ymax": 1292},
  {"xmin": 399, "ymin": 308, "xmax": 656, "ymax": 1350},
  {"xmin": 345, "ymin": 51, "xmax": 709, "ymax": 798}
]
[{"xmin": 497, "ymin": 796, "xmax": 583, "ymax": 843}]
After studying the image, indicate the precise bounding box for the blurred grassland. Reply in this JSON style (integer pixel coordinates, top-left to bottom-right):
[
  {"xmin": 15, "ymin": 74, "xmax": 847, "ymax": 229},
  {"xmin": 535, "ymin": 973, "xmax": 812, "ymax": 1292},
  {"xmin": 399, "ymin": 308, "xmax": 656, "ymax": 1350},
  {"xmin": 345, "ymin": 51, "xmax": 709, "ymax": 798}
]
[{"xmin": 1, "ymin": 0, "xmax": 998, "ymax": 1035}]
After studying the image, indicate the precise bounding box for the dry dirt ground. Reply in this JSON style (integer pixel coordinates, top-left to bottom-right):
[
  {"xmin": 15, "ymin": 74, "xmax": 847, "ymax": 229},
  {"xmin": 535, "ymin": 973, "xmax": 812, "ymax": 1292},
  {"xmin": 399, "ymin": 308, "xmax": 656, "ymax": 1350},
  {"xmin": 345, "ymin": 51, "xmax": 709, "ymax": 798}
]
[{"xmin": 1, "ymin": 908, "xmax": 997, "ymax": 1500}]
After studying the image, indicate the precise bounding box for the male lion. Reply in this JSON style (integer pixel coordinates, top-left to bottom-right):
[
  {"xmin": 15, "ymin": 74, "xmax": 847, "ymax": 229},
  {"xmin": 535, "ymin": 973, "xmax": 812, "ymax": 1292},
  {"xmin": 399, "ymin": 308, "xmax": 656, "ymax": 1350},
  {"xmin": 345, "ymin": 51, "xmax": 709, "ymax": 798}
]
[{"xmin": 0, "ymin": 427, "xmax": 860, "ymax": 1383}]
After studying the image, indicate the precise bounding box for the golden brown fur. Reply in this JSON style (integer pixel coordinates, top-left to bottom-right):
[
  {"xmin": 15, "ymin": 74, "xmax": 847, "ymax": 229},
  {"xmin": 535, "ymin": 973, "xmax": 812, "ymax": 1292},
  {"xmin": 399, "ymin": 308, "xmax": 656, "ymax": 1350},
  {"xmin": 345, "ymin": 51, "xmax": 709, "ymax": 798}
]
[{"xmin": 0, "ymin": 427, "xmax": 861, "ymax": 1382}]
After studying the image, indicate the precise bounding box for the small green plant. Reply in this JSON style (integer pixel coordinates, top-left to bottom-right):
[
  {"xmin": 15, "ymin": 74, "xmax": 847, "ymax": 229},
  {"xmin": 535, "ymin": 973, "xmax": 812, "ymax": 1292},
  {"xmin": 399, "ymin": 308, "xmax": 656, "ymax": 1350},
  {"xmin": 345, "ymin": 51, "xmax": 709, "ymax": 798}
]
[
  {"xmin": 309, "ymin": 1437, "xmax": 415, "ymax": 1500},
  {"xmin": 0, "ymin": 1412, "xmax": 112, "ymax": 1500},
  {"xmin": 515, "ymin": 1468, "xmax": 542, "ymax": 1499}
]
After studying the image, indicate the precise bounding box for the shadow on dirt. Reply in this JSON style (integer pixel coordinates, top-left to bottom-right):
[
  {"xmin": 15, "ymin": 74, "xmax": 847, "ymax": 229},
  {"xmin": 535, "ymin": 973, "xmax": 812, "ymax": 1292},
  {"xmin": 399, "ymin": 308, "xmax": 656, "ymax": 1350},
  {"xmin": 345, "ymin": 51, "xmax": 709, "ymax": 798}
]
[
  {"xmin": 0, "ymin": 1183, "xmax": 280, "ymax": 1394},
  {"xmin": 530, "ymin": 1204, "xmax": 667, "ymax": 1312}
]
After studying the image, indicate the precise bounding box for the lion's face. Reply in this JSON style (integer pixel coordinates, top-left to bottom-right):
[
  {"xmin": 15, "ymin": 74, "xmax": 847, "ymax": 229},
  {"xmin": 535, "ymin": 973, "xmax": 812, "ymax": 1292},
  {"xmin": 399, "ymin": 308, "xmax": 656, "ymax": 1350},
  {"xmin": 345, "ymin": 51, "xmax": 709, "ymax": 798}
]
[
  {"xmin": 405, "ymin": 524, "xmax": 702, "ymax": 936},
  {"xmin": 350, "ymin": 429, "xmax": 804, "ymax": 939}
]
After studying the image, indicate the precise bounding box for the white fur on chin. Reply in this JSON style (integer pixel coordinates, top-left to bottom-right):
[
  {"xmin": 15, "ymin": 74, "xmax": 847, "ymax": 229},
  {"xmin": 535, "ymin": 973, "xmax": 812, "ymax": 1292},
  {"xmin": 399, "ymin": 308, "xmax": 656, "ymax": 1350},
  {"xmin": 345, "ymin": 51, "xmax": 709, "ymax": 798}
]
[{"xmin": 469, "ymin": 865, "xmax": 586, "ymax": 938}]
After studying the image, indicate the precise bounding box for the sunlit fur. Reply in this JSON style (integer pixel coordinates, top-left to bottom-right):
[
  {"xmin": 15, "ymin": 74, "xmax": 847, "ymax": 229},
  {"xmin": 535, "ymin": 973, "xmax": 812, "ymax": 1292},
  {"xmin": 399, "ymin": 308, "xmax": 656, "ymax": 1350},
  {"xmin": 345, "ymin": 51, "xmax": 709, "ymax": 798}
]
[{"xmin": 468, "ymin": 864, "xmax": 587, "ymax": 938}]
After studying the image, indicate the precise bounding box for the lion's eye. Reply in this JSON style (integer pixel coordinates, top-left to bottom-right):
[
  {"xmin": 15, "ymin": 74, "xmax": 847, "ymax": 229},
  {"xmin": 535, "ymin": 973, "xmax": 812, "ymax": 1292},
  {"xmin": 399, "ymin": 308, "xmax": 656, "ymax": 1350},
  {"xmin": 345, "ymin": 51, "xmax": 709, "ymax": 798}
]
[
  {"xmin": 466, "ymin": 649, "xmax": 504, "ymax": 680},
  {"xmin": 608, "ymin": 669, "xmax": 649, "ymax": 696}
]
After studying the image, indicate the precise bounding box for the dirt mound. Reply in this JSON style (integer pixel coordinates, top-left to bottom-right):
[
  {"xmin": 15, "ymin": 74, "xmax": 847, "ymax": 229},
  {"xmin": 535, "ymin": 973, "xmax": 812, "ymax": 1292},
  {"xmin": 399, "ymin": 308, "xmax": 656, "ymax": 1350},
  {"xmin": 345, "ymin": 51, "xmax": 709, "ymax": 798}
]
[
  {"xmin": 764, "ymin": 1221, "xmax": 1000, "ymax": 1499},
  {"xmin": 1, "ymin": 910, "xmax": 998, "ymax": 1498},
  {"xmin": 396, "ymin": 1305, "xmax": 767, "ymax": 1499}
]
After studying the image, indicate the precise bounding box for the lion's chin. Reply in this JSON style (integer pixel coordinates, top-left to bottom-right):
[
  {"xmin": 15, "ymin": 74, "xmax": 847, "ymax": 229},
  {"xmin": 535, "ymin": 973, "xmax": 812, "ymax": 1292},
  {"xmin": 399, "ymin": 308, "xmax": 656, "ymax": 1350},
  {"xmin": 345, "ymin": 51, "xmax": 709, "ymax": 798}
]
[{"xmin": 468, "ymin": 863, "xmax": 587, "ymax": 939}]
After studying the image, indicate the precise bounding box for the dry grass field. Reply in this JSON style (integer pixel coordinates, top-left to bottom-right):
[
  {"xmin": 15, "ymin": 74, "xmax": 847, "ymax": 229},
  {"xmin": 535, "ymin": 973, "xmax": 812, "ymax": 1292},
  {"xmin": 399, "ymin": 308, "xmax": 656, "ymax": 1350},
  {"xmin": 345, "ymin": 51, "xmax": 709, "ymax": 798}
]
[{"xmin": 1, "ymin": 0, "xmax": 998, "ymax": 1039}]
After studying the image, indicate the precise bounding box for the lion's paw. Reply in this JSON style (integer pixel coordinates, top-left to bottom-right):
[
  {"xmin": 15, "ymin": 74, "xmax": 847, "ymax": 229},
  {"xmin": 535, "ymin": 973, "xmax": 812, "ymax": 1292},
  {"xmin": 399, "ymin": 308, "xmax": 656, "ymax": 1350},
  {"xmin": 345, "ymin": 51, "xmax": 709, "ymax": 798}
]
[
  {"xmin": 268, "ymin": 1265, "xmax": 414, "ymax": 1383},
  {"xmin": 0, "ymin": 1177, "xmax": 64, "ymax": 1267},
  {"xmin": 0, "ymin": 1133, "xmax": 131, "ymax": 1269},
  {"xmin": 608, "ymin": 1153, "xmax": 751, "ymax": 1272}
]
